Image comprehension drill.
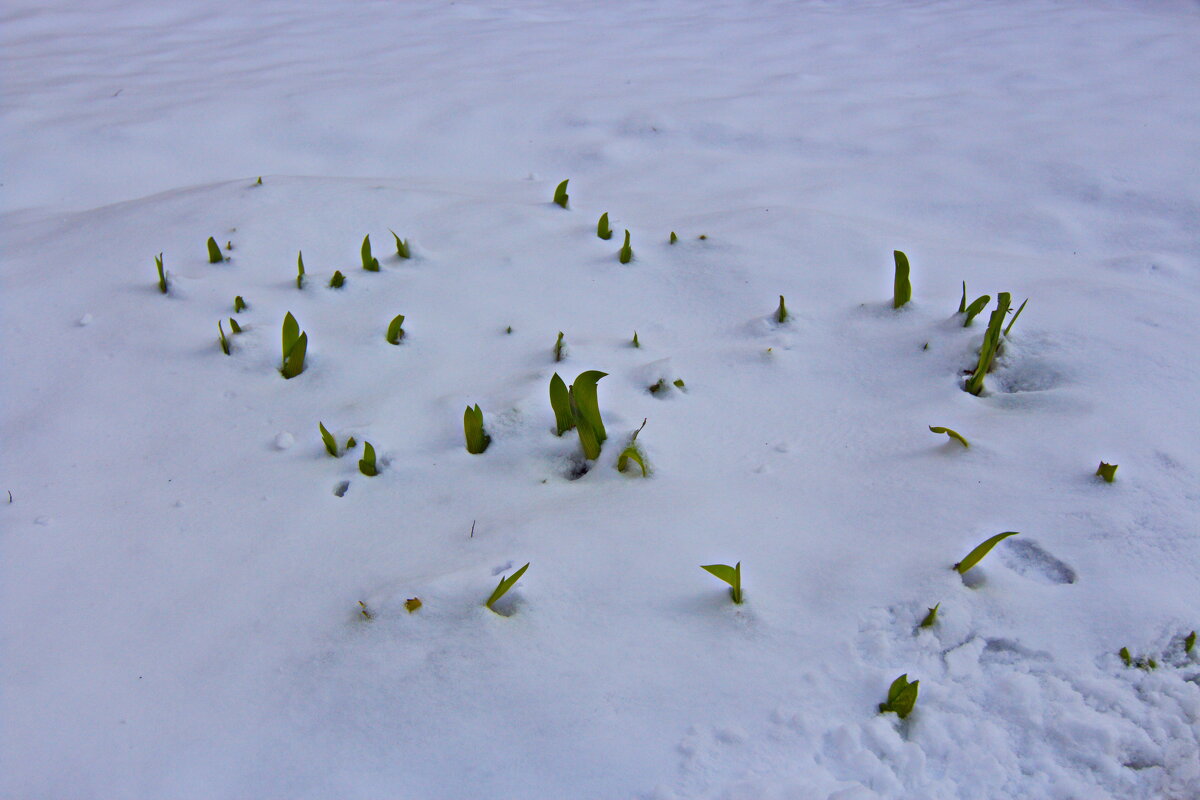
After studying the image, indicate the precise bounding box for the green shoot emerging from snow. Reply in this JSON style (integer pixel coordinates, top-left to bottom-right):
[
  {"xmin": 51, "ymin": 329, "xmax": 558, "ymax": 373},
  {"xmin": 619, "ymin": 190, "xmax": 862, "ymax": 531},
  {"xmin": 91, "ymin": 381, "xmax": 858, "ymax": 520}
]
[
  {"xmin": 879, "ymin": 674, "xmax": 919, "ymax": 719},
  {"xmin": 893, "ymin": 250, "xmax": 911, "ymax": 309},
  {"xmin": 389, "ymin": 230, "xmax": 410, "ymax": 259},
  {"xmin": 775, "ymin": 295, "xmax": 789, "ymax": 324},
  {"xmin": 1119, "ymin": 647, "xmax": 1156, "ymax": 670},
  {"xmin": 549, "ymin": 373, "xmax": 574, "ymax": 436},
  {"xmin": 1005, "ymin": 298, "xmax": 1028, "ymax": 337},
  {"xmin": 280, "ymin": 312, "xmax": 308, "ymax": 379},
  {"xmin": 929, "ymin": 426, "xmax": 969, "ymax": 448},
  {"xmin": 701, "ymin": 562, "xmax": 743, "ymax": 604},
  {"xmin": 361, "ymin": 235, "xmax": 379, "ymax": 271},
  {"xmin": 958, "ymin": 281, "xmax": 967, "ymax": 314},
  {"xmin": 228, "ymin": 317, "xmax": 242, "ymax": 334},
  {"xmin": 673, "ymin": 378, "xmax": 685, "ymax": 389},
  {"xmin": 568, "ymin": 370, "xmax": 607, "ymax": 460},
  {"xmin": 617, "ymin": 418, "xmax": 649, "ymax": 477},
  {"xmin": 386, "ymin": 314, "xmax": 405, "ymax": 345},
  {"xmin": 670, "ymin": 231, "xmax": 678, "ymax": 244},
  {"xmin": 1185, "ymin": 631, "xmax": 1196, "ymax": 654},
  {"xmin": 919, "ymin": 603, "xmax": 940, "ymax": 629},
  {"xmin": 553, "ymin": 179, "xmax": 569, "ymax": 208},
  {"xmin": 218, "ymin": 320, "xmax": 230, "ymax": 355},
  {"xmin": 966, "ymin": 292, "xmax": 1011, "ymax": 396},
  {"xmin": 486, "ymin": 562, "xmax": 529, "ymax": 612},
  {"xmin": 329, "ymin": 270, "xmax": 345, "ymax": 288},
  {"xmin": 234, "ymin": 295, "xmax": 246, "ymax": 312},
  {"xmin": 554, "ymin": 331, "xmax": 565, "ymax": 362},
  {"xmin": 207, "ymin": 237, "xmax": 223, "ymax": 263},
  {"xmin": 619, "ymin": 230, "xmax": 633, "ymax": 264},
  {"xmin": 955, "ymin": 531, "xmax": 1019, "ymax": 574},
  {"xmin": 319, "ymin": 422, "xmax": 339, "ymax": 457},
  {"xmin": 155, "ymin": 253, "xmax": 168, "ymax": 293},
  {"xmin": 358, "ymin": 601, "xmax": 373, "ymax": 620},
  {"xmin": 632, "ymin": 331, "xmax": 640, "ymax": 348},
  {"xmin": 597, "ymin": 212, "xmax": 612, "ymax": 240},
  {"xmin": 359, "ymin": 441, "xmax": 378, "ymax": 476},
  {"xmin": 296, "ymin": 251, "xmax": 305, "ymax": 288},
  {"xmin": 963, "ymin": 294, "xmax": 991, "ymax": 327},
  {"xmin": 464, "ymin": 404, "xmax": 490, "ymax": 454},
  {"xmin": 1096, "ymin": 462, "xmax": 1118, "ymax": 482},
  {"xmin": 405, "ymin": 597, "xmax": 422, "ymax": 613}
]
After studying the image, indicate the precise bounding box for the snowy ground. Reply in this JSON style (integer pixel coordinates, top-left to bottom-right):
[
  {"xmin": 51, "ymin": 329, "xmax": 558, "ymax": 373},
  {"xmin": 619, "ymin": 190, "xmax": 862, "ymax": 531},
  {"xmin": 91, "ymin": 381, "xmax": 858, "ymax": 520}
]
[{"xmin": 3, "ymin": 1, "xmax": 1200, "ymax": 798}]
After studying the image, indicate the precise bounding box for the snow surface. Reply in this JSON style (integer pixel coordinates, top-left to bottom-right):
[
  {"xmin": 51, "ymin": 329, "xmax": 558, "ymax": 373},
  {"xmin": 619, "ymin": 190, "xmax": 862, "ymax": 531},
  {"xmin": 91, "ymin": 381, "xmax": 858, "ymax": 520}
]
[{"xmin": 3, "ymin": 1, "xmax": 1200, "ymax": 798}]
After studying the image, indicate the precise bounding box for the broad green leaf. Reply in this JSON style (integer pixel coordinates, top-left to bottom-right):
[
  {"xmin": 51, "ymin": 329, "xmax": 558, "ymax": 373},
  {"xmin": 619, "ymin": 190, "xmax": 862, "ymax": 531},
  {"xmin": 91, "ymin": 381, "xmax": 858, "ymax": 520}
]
[
  {"xmin": 553, "ymin": 179, "xmax": 569, "ymax": 208},
  {"xmin": 1004, "ymin": 298, "xmax": 1028, "ymax": 337},
  {"xmin": 389, "ymin": 229, "xmax": 410, "ymax": 258},
  {"xmin": 597, "ymin": 212, "xmax": 612, "ymax": 240},
  {"xmin": 228, "ymin": 317, "xmax": 242, "ymax": 334},
  {"xmin": 879, "ymin": 674, "xmax": 919, "ymax": 719},
  {"xmin": 207, "ymin": 237, "xmax": 223, "ymax": 263},
  {"xmin": 573, "ymin": 408, "xmax": 602, "ymax": 460},
  {"xmin": 549, "ymin": 373, "xmax": 574, "ymax": 436},
  {"xmin": 929, "ymin": 426, "xmax": 969, "ymax": 448},
  {"xmin": 775, "ymin": 295, "xmax": 788, "ymax": 324},
  {"xmin": 359, "ymin": 441, "xmax": 377, "ymax": 476},
  {"xmin": 297, "ymin": 251, "xmax": 305, "ymax": 288},
  {"xmin": 464, "ymin": 404, "xmax": 490, "ymax": 454},
  {"xmin": 361, "ymin": 234, "xmax": 379, "ymax": 271},
  {"xmin": 570, "ymin": 371, "xmax": 607, "ymax": 445},
  {"xmin": 282, "ymin": 312, "xmax": 299, "ymax": 357},
  {"xmin": 486, "ymin": 562, "xmax": 529, "ymax": 610},
  {"xmin": 893, "ymin": 250, "xmax": 911, "ymax": 309},
  {"xmin": 618, "ymin": 230, "xmax": 632, "ymax": 264},
  {"xmin": 155, "ymin": 253, "xmax": 167, "ymax": 293},
  {"xmin": 955, "ymin": 531, "xmax": 1019, "ymax": 574},
  {"xmin": 617, "ymin": 445, "xmax": 647, "ymax": 477},
  {"xmin": 963, "ymin": 294, "xmax": 991, "ymax": 326},
  {"xmin": 387, "ymin": 314, "xmax": 405, "ymax": 345},
  {"xmin": 281, "ymin": 331, "xmax": 307, "ymax": 379},
  {"xmin": 701, "ymin": 562, "xmax": 742, "ymax": 603},
  {"xmin": 319, "ymin": 422, "xmax": 338, "ymax": 457}
]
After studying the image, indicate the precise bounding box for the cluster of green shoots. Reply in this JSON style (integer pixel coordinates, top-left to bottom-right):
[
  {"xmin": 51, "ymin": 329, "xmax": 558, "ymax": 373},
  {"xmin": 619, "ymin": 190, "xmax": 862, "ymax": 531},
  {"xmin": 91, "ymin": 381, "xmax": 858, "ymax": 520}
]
[
  {"xmin": 878, "ymin": 674, "xmax": 919, "ymax": 719},
  {"xmin": 961, "ymin": 289, "xmax": 1027, "ymax": 395},
  {"xmin": 280, "ymin": 312, "xmax": 307, "ymax": 379},
  {"xmin": 549, "ymin": 370, "xmax": 607, "ymax": 460},
  {"xmin": 155, "ymin": 253, "xmax": 168, "ymax": 294},
  {"xmin": 390, "ymin": 230, "xmax": 411, "ymax": 259},
  {"xmin": 358, "ymin": 442, "xmax": 378, "ymax": 476},
  {"xmin": 318, "ymin": 422, "xmax": 356, "ymax": 457},
  {"xmin": 1119, "ymin": 647, "xmax": 1156, "ymax": 671},
  {"xmin": 464, "ymin": 404, "xmax": 490, "ymax": 454}
]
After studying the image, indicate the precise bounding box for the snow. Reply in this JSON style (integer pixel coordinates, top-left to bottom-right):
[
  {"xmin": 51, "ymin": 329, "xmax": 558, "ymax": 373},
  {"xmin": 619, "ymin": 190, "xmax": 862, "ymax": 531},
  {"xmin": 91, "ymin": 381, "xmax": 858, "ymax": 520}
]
[{"xmin": 3, "ymin": 1, "xmax": 1199, "ymax": 798}]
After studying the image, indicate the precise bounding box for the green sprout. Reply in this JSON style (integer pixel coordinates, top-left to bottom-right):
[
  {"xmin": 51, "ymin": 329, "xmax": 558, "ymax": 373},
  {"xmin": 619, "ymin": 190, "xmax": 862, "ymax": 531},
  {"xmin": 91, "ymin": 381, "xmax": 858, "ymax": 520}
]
[
  {"xmin": 617, "ymin": 418, "xmax": 649, "ymax": 477},
  {"xmin": 1119, "ymin": 647, "xmax": 1156, "ymax": 670},
  {"xmin": 963, "ymin": 294, "xmax": 991, "ymax": 327},
  {"xmin": 549, "ymin": 373, "xmax": 574, "ymax": 436},
  {"xmin": 965, "ymin": 292, "xmax": 1011, "ymax": 396},
  {"xmin": 618, "ymin": 230, "xmax": 633, "ymax": 264},
  {"xmin": 386, "ymin": 314, "xmax": 405, "ymax": 345},
  {"xmin": 775, "ymin": 295, "xmax": 788, "ymax": 324},
  {"xmin": 1096, "ymin": 462, "xmax": 1118, "ymax": 482},
  {"xmin": 228, "ymin": 317, "xmax": 242, "ymax": 334},
  {"xmin": 919, "ymin": 603, "xmax": 940, "ymax": 629},
  {"xmin": 329, "ymin": 270, "xmax": 345, "ymax": 288},
  {"xmin": 1004, "ymin": 298, "xmax": 1028, "ymax": 337},
  {"xmin": 701, "ymin": 562, "xmax": 743, "ymax": 604},
  {"xmin": 878, "ymin": 674, "xmax": 919, "ymax": 719},
  {"xmin": 955, "ymin": 531, "xmax": 1019, "ymax": 574},
  {"xmin": 670, "ymin": 231, "xmax": 678, "ymax": 244},
  {"xmin": 207, "ymin": 237, "xmax": 224, "ymax": 263},
  {"xmin": 155, "ymin": 253, "xmax": 168, "ymax": 294},
  {"xmin": 405, "ymin": 597, "xmax": 422, "ymax": 613},
  {"xmin": 359, "ymin": 441, "xmax": 378, "ymax": 476},
  {"xmin": 389, "ymin": 229, "xmax": 411, "ymax": 259},
  {"xmin": 554, "ymin": 331, "xmax": 565, "ymax": 362},
  {"xmin": 361, "ymin": 234, "xmax": 380, "ymax": 271},
  {"xmin": 958, "ymin": 281, "xmax": 967, "ymax": 314},
  {"xmin": 1185, "ymin": 631, "xmax": 1195, "ymax": 654},
  {"xmin": 280, "ymin": 312, "xmax": 308, "ymax": 379},
  {"xmin": 632, "ymin": 331, "xmax": 640, "ymax": 348},
  {"xmin": 597, "ymin": 212, "xmax": 612, "ymax": 240},
  {"xmin": 358, "ymin": 601, "xmax": 373, "ymax": 620},
  {"xmin": 346, "ymin": 436, "xmax": 356, "ymax": 449},
  {"xmin": 648, "ymin": 379, "xmax": 667, "ymax": 394},
  {"xmin": 485, "ymin": 562, "xmax": 530, "ymax": 612},
  {"xmin": 568, "ymin": 370, "xmax": 607, "ymax": 460},
  {"xmin": 673, "ymin": 378, "xmax": 685, "ymax": 389},
  {"xmin": 929, "ymin": 426, "xmax": 969, "ymax": 448},
  {"xmin": 464, "ymin": 404, "xmax": 490, "ymax": 454},
  {"xmin": 218, "ymin": 320, "xmax": 231, "ymax": 355},
  {"xmin": 553, "ymin": 179, "xmax": 569, "ymax": 208},
  {"xmin": 893, "ymin": 250, "xmax": 911, "ymax": 309},
  {"xmin": 234, "ymin": 295, "xmax": 246, "ymax": 312},
  {"xmin": 296, "ymin": 251, "xmax": 305, "ymax": 289},
  {"xmin": 319, "ymin": 422, "xmax": 339, "ymax": 457},
  {"xmin": 255, "ymin": 177, "xmax": 263, "ymax": 185}
]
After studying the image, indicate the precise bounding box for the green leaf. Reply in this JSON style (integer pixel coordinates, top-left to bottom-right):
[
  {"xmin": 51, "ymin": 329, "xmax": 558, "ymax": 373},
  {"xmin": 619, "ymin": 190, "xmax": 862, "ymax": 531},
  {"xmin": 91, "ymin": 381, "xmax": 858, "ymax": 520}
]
[
  {"xmin": 1004, "ymin": 298, "xmax": 1028, "ymax": 337},
  {"xmin": 618, "ymin": 230, "xmax": 632, "ymax": 264},
  {"xmin": 569, "ymin": 370, "xmax": 607, "ymax": 446},
  {"xmin": 701, "ymin": 562, "xmax": 742, "ymax": 604},
  {"xmin": 389, "ymin": 229, "xmax": 410, "ymax": 259},
  {"xmin": 554, "ymin": 331, "xmax": 565, "ymax": 362},
  {"xmin": 966, "ymin": 292, "xmax": 1011, "ymax": 396},
  {"xmin": 155, "ymin": 253, "xmax": 168, "ymax": 293},
  {"xmin": 319, "ymin": 422, "xmax": 338, "ymax": 457},
  {"xmin": 281, "ymin": 332, "xmax": 307, "ymax": 379},
  {"xmin": 775, "ymin": 295, "xmax": 788, "ymax": 324},
  {"xmin": 228, "ymin": 317, "xmax": 242, "ymax": 334},
  {"xmin": 879, "ymin": 674, "xmax": 919, "ymax": 719},
  {"xmin": 955, "ymin": 531, "xmax": 1019, "ymax": 574},
  {"xmin": 255, "ymin": 176, "xmax": 263, "ymax": 185},
  {"xmin": 929, "ymin": 426, "xmax": 969, "ymax": 448},
  {"xmin": 296, "ymin": 251, "xmax": 305, "ymax": 288},
  {"xmin": 553, "ymin": 179, "xmax": 569, "ymax": 208},
  {"xmin": 282, "ymin": 312, "xmax": 300, "ymax": 358},
  {"xmin": 632, "ymin": 331, "xmax": 640, "ymax": 348},
  {"xmin": 648, "ymin": 378, "xmax": 666, "ymax": 394},
  {"xmin": 597, "ymin": 212, "xmax": 612, "ymax": 240},
  {"xmin": 963, "ymin": 295, "xmax": 991, "ymax": 327},
  {"xmin": 617, "ymin": 445, "xmax": 648, "ymax": 477},
  {"xmin": 218, "ymin": 320, "xmax": 230, "ymax": 355},
  {"xmin": 573, "ymin": 404, "xmax": 602, "ymax": 460},
  {"xmin": 329, "ymin": 270, "xmax": 345, "ymax": 288},
  {"xmin": 233, "ymin": 295, "xmax": 245, "ymax": 312},
  {"xmin": 386, "ymin": 314, "xmax": 405, "ymax": 345},
  {"xmin": 673, "ymin": 378, "xmax": 685, "ymax": 389},
  {"xmin": 345, "ymin": 436, "xmax": 356, "ymax": 449},
  {"xmin": 486, "ymin": 562, "xmax": 530, "ymax": 611},
  {"xmin": 549, "ymin": 373, "xmax": 574, "ymax": 436},
  {"xmin": 464, "ymin": 404, "xmax": 490, "ymax": 454},
  {"xmin": 207, "ymin": 237, "xmax": 223, "ymax": 263},
  {"xmin": 361, "ymin": 234, "xmax": 379, "ymax": 271},
  {"xmin": 893, "ymin": 250, "xmax": 911, "ymax": 308},
  {"xmin": 1185, "ymin": 631, "xmax": 1195, "ymax": 654},
  {"xmin": 670, "ymin": 231, "xmax": 678, "ymax": 244},
  {"xmin": 1096, "ymin": 462, "xmax": 1118, "ymax": 482},
  {"xmin": 359, "ymin": 441, "xmax": 378, "ymax": 476},
  {"xmin": 1120, "ymin": 646, "xmax": 1132, "ymax": 666},
  {"xmin": 958, "ymin": 281, "xmax": 967, "ymax": 314},
  {"xmin": 919, "ymin": 603, "xmax": 940, "ymax": 629}
]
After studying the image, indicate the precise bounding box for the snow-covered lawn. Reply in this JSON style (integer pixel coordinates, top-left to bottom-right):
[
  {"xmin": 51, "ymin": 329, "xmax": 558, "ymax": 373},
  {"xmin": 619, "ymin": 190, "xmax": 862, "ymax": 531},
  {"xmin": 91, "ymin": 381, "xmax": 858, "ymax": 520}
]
[{"xmin": 3, "ymin": 2, "xmax": 1198, "ymax": 798}]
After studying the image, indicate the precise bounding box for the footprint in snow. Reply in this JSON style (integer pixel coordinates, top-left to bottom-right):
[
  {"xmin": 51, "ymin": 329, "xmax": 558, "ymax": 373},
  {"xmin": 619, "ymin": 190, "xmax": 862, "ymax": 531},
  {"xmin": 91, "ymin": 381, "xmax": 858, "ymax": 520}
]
[{"xmin": 998, "ymin": 538, "xmax": 1077, "ymax": 585}]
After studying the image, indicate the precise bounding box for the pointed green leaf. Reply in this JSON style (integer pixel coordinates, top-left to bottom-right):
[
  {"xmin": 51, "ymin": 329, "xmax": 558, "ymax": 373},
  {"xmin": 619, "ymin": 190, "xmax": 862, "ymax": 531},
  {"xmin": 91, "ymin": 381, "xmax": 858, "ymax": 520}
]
[
  {"xmin": 963, "ymin": 295, "xmax": 991, "ymax": 326},
  {"xmin": 361, "ymin": 234, "xmax": 379, "ymax": 271},
  {"xmin": 966, "ymin": 292, "xmax": 1011, "ymax": 395},
  {"xmin": 929, "ymin": 426, "xmax": 969, "ymax": 448},
  {"xmin": 155, "ymin": 253, "xmax": 168, "ymax": 293},
  {"xmin": 597, "ymin": 212, "xmax": 612, "ymax": 240},
  {"xmin": 893, "ymin": 250, "xmax": 911, "ymax": 308},
  {"xmin": 670, "ymin": 231, "xmax": 678, "ymax": 244},
  {"xmin": 955, "ymin": 531, "xmax": 1019, "ymax": 574},
  {"xmin": 389, "ymin": 229, "xmax": 410, "ymax": 259},
  {"xmin": 553, "ymin": 179, "xmax": 569, "ymax": 208},
  {"xmin": 919, "ymin": 603, "xmax": 940, "ymax": 628},
  {"xmin": 958, "ymin": 281, "xmax": 967, "ymax": 314},
  {"xmin": 218, "ymin": 320, "xmax": 230, "ymax": 355},
  {"xmin": 554, "ymin": 331, "xmax": 565, "ymax": 362},
  {"xmin": 359, "ymin": 441, "xmax": 378, "ymax": 476},
  {"xmin": 549, "ymin": 373, "xmax": 574, "ymax": 436},
  {"xmin": 486, "ymin": 562, "xmax": 530, "ymax": 610},
  {"xmin": 632, "ymin": 331, "xmax": 640, "ymax": 348},
  {"xmin": 1004, "ymin": 298, "xmax": 1028, "ymax": 337},
  {"xmin": 297, "ymin": 251, "xmax": 305, "ymax": 288},
  {"xmin": 701, "ymin": 562, "xmax": 742, "ymax": 603},
  {"xmin": 1119, "ymin": 647, "xmax": 1132, "ymax": 666},
  {"xmin": 1185, "ymin": 631, "xmax": 1195, "ymax": 654},
  {"xmin": 570, "ymin": 370, "xmax": 607, "ymax": 445},
  {"xmin": 207, "ymin": 237, "xmax": 223, "ymax": 263},
  {"xmin": 319, "ymin": 422, "xmax": 338, "ymax": 457},
  {"xmin": 228, "ymin": 317, "xmax": 242, "ymax": 334},
  {"xmin": 775, "ymin": 295, "xmax": 788, "ymax": 324},
  {"xmin": 233, "ymin": 295, "xmax": 246, "ymax": 312},
  {"xmin": 281, "ymin": 331, "xmax": 307, "ymax": 379},
  {"xmin": 386, "ymin": 314, "xmax": 405, "ymax": 345},
  {"xmin": 879, "ymin": 674, "xmax": 919, "ymax": 719},
  {"xmin": 618, "ymin": 230, "xmax": 632, "ymax": 264},
  {"xmin": 464, "ymin": 404, "xmax": 490, "ymax": 454},
  {"xmin": 282, "ymin": 312, "xmax": 299, "ymax": 357}
]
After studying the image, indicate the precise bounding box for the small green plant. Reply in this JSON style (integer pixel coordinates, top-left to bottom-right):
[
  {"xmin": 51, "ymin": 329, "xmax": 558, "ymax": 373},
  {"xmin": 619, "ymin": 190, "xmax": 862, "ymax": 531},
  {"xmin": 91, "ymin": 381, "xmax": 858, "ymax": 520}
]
[
  {"xmin": 464, "ymin": 404, "xmax": 490, "ymax": 454},
  {"xmin": 955, "ymin": 531, "xmax": 1019, "ymax": 574},
  {"xmin": 618, "ymin": 230, "xmax": 633, "ymax": 264},
  {"xmin": 207, "ymin": 237, "xmax": 224, "ymax": 263},
  {"xmin": 963, "ymin": 294, "xmax": 991, "ymax": 326},
  {"xmin": 218, "ymin": 320, "xmax": 231, "ymax": 355},
  {"xmin": 775, "ymin": 295, "xmax": 788, "ymax": 324},
  {"xmin": 878, "ymin": 674, "xmax": 919, "ymax": 719},
  {"xmin": 319, "ymin": 422, "xmax": 339, "ymax": 457},
  {"xmin": 617, "ymin": 418, "xmax": 649, "ymax": 477},
  {"xmin": 958, "ymin": 281, "xmax": 967, "ymax": 314},
  {"xmin": 929, "ymin": 426, "xmax": 969, "ymax": 448},
  {"xmin": 386, "ymin": 314, "xmax": 405, "ymax": 345},
  {"xmin": 1004, "ymin": 298, "xmax": 1028, "ymax": 337},
  {"xmin": 965, "ymin": 292, "xmax": 1011, "ymax": 396},
  {"xmin": 155, "ymin": 253, "xmax": 168, "ymax": 294},
  {"xmin": 361, "ymin": 235, "xmax": 380, "ymax": 271},
  {"xmin": 346, "ymin": 436, "xmax": 357, "ymax": 449},
  {"xmin": 234, "ymin": 295, "xmax": 246, "ymax": 312},
  {"xmin": 228, "ymin": 317, "xmax": 242, "ymax": 334},
  {"xmin": 389, "ymin": 229, "xmax": 411, "ymax": 259},
  {"xmin": 296, "ymin": 251, "xmax": 305, "ymax": 288},
  {"xmin": 1119, "ymin": 647, "xmax": 1156, "ymax": 670},
  {"xmin": 280, "ymin": 312, "xmax": 308, "ymax": 379},
  {"xmin": 553, "ymin": 179, "xmax": 569, "ymax": 208},
  {"xmin": 1096, "ymin": 462, "xmax": 1118, "ymax": 482},
  {"xmin": 701, "ymin": 562, "xmax": 743, "ymax": 604},
  {"xmin": 597, "ymin": 212, "xmax": 612, "ymax": 240},
  {"xmin": 255, "ymin": 176, "xmax": 263, "ymax": 185},
  {"xmin": 568, "ymin": 370, "xmax": 607, "ymax": 460},
  {"xmin": 554, "ymin": 331, "xmax": 566, "ymax": 362},
  {"xmin": 329, "ymin": 270, "xmax": 345, "ymax": 288},
  {"xmin": 359, "ymin": 441, "xmax": 378, "ymax": 476},
  {"xmin": 670, "ymin": 231, "xmax": 678, "ymax": 244},
  {"xmin": 648, "ymin": 378, "xmax": 667, "ymax": 394},
  {"xmin": 358, "ymin": 601, "xmax": 373, "ymax": 620},
  {"xmin": 893, "ymin": 250, "xmax": 911, "ymax": 309},
  {"xmin": 919, "ymin": 603, "xmax": 940, "ymax": 629},
  {"xmin": 549, "ymin": 373, "xmax": 574, "ymax": 436},
  {"xmin": 505, "ymin": 326, "xmax": 513, "ymax": 334},
  {"xmin": 1185, "ymin": 631, "xmax": 1195, "ymax": 654},
  {"xmin": 404, "ymin": 597, "xmax": 422, "ymax": 613},
  {"xmin": 673, "ymin": 378, "xmax": 685, "ymax": 389},
  {"xmin": 485, "ymin": 562, "xmax": 529, "ymax": 612},
  {"xmin": 632, "ymin": 331, "xmax": 640, "ymax": 348}
]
